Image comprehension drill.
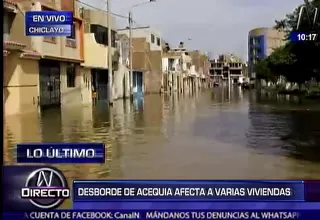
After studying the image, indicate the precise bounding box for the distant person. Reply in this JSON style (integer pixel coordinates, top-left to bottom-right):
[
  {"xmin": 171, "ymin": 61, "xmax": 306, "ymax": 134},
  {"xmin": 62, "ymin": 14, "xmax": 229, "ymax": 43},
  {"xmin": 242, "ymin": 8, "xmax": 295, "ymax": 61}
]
[{"xmin": 92, "ymin": 86, "xmax": 97, "ymax": 105}]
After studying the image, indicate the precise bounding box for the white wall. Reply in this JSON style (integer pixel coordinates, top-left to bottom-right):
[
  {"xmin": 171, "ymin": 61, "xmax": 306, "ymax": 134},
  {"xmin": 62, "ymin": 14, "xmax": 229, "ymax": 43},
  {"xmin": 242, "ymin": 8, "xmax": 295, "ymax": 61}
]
[
  {"xmin": 162, "ymin": 57, "xmax": 181, "ymax": 72},
  {"xmin": 173, "ymin": 59, "xmax": 180, "ymax": 71},
  {"xmin": 60, "ymin": 63, "xmax": 82, "ymax": 106},
  {"xmin": 113, "ymin": 39, "xmax": 130, "ymax": 99},
  {"xmin": 190, "ymin": 65, "xmax": 197, "ymax": 76},
  {"xmin": 162, "ymin": 58, "xmax": 168, "ymax": 72},
  {"xmin": 113, "ymin": 66, "xmax": 130, "ymax": 99},
  {"xmin": 181, "ymin": 53, "xmax": 192, "ymax": 71},
  {"xmin": 60, "ymin": 64, "xmax": 92, "ymax": 106},
  {"xmin": 80, "ymin": 67, "xmax": 92, "ymax": 104},
  {"xmin": 117, "ymin": 37, "xmax": 129, "ymax": 66}
]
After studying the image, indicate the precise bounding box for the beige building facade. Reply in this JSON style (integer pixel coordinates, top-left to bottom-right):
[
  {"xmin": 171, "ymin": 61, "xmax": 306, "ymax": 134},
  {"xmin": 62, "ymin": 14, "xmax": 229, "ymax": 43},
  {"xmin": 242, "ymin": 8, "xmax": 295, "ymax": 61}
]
[
  {"xmin": 80, "ymin": 8, "xmax": 119, "ymax": 102},
  {"xmin": 3, "ymin": 0, "xmax": 90, "ymax": 116},
  {"xmin": 118, "ymin": 27, "xmax": 163, "ymax": 94},
  {"xmin": 4, "ymin": 1, "xmax": 212, "ymax": 119},
  {"xmin": 162, "ymin": 41, "xmax": 209, "ymax": 93},
  {"xmin": 4, "ymin": 0, "xmax": 41, "ymax": 116}
]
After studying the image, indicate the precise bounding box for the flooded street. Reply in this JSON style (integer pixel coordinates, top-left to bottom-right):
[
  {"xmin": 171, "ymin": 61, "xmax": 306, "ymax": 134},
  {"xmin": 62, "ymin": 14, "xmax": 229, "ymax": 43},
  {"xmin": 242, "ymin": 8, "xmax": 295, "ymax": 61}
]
[{"xmin": 4, "ymin": 88, "xmax": 320, "ymax": 180}]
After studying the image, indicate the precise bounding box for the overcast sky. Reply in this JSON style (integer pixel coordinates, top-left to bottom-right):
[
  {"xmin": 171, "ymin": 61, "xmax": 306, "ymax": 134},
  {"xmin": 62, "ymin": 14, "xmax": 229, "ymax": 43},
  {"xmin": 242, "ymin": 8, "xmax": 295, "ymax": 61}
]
[{"xmin": 83, "ymin": 0, "xmax": 303, "ymax": 60}]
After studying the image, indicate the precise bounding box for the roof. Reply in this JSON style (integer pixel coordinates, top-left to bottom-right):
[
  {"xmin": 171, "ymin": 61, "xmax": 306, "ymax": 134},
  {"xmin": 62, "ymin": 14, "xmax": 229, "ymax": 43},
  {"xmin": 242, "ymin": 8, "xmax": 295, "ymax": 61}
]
[
  {"xmin": 4, "ymin": 41, "xmax": 26, "ymax": 50},
  {"xmin": 20, "ymin": 50, "xmax": 41, "ymax": 60},
  {"xmin": 162, "ymin": 52, "xmax": 182, "ymax": 58},
  {"xmin": 248, "ymin": 27, "xmax": 283, "ymax": 36},
  {"xmin": 21, "ymin": 50, "xmax": 41, "ymax": 57},
  {"xmin": 42, "ymin": 55, "xmax": 84, "ymax": 63},
  {"xmin": 4, "ymin": 0, "xmax": 17, "ymax": 6},
  {"xmin": 4, "ymin": 0, "xmax": 17, "ymax": 11}
]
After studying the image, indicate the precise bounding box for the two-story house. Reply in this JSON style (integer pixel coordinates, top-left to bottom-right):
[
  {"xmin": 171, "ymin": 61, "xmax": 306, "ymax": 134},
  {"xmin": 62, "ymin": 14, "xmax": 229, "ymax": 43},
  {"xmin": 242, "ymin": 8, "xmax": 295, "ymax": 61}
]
[
  {"xmin": 162, "ymin": 43, "xmax": 184, "ymax": 93},
  {"xmin": 80, "ymin": 8, "xmax": 117, "ymax": 102},
  {"xmin": 190, "ymin": 50, "xmax": 210, "ymax": 87},
  {"xmin": 4, "ymin": 0, "xmax": 41, "ymax": 116},
  {"xmin": 4, "ymin": 0, "xmax": 88, "ymax": 116},
  {"xmin": 30, "ymin": 0, "xmax": 85, "ymax": 108},
  {"xmin": 161, "ymin": 42, "xmax": 195, "ymax": 93},
  {"xmin": 117, "ymin": 26, "xmax": 163, "ymax": 95}
]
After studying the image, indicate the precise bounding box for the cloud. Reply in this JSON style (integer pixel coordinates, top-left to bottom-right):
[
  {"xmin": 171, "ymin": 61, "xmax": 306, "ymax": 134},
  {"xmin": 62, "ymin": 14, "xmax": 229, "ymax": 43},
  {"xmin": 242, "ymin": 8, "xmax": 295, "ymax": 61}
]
[{"xmin": 83, "ymin": 0, "xmax": 304, "ymax": 60}]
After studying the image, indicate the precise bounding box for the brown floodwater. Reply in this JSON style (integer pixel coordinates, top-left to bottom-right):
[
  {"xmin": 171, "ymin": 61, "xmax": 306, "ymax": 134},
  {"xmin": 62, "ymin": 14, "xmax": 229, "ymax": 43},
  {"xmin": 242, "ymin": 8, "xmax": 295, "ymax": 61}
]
[{"xmin": 4, "ymin": 88, "xmax": 320, "ymax": 182}]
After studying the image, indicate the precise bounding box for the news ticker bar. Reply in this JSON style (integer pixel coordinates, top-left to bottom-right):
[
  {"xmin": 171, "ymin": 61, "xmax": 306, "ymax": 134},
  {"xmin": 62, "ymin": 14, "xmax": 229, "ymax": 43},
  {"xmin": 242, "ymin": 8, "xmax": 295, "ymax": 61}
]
[
  {"xmin": 72, "ymin": 180, "xmax": 320, "ymax": 202},
  {"xmin": 25, "ymin": 11, "xmax": 73, "ymax": 36},
  {"xmin": 2, "ymin": 210, "xmax": 320, "ymax": 220},
  {"xmin": 17, "ymin": 143, "xmax": 105, "ymax": 163}
]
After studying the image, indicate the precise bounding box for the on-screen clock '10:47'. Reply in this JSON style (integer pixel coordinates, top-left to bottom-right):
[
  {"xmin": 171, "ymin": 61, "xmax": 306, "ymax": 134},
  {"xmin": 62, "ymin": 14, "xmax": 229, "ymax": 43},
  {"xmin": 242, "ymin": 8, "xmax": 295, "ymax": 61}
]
[{"xmin": 290, "ymin": 32, "xmax": 319, "ymax": 42}]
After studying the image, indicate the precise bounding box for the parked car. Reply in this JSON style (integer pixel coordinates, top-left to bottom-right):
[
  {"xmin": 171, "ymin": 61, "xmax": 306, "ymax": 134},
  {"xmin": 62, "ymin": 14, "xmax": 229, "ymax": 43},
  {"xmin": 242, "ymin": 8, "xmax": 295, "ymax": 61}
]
[{"xmin": 241, "ymin": 82, "xmax": 250, "ymax": 90}]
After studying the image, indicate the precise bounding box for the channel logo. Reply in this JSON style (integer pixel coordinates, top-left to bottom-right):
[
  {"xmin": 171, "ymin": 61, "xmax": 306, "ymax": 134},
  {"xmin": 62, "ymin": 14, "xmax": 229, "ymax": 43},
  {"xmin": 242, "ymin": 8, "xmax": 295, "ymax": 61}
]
[{"xmin": 20, "ymin": 167, "xmax": 70, "ymax": 209}]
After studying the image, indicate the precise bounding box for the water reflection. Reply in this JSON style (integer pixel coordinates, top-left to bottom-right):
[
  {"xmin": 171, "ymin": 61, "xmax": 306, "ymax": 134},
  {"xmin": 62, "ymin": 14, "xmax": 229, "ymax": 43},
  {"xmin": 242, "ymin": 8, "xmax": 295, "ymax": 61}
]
[
  {"xmin": 4, "ymin": 88, "xmax": 320, "ymax": 184},
  {"xmin": 248, "ymin": 92, "xmax": 320, "ymax": 163}
]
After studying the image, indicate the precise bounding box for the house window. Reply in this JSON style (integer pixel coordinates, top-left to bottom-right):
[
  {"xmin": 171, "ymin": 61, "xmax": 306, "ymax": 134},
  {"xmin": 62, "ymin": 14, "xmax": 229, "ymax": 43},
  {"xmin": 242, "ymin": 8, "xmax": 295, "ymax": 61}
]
[
  {"xmin": 91, "ymin": 24, "xmax": 107, "ymax": 45},
  {"xmin": 151, "ymin": 34, "xmax": 155, "ymax": 43},
  {"xmin": 66, "ymin": 64, "xmax": 76, "ymax": 87},
  {"xmin": 44, "ymin": 36, "xmax": 56, "ymax": 43},
  {"xmin": 111, "ymin": 30, "xmax": 116, "ymax": 47},
  {"xmin": 157, "ymin": 37, "xmax": 160, "ymax": 46},
  {"xmin": 90, "ymin": 25, "xmax": 116, "ymax": 47},
  {"xmin": 256, "ymin": 36, "xmax": 262, "ymax": 44},
  {"xmin": 249, "ymin": 48, "xmax": 254, "ymax": 55},
  {"xmin": 67, "ymin": 23, "xmax": 76, "ymax": 39},
  {"xmin": 250, "ymin": 37, "xmax": 255, "ymax": 46},
  {"xmin": 3, "ymin": 11, "xmax": 15, "ymax": 40},
  {"xmin": 257, "ymin": 48, "xmax": 262, "ymax": 54}
]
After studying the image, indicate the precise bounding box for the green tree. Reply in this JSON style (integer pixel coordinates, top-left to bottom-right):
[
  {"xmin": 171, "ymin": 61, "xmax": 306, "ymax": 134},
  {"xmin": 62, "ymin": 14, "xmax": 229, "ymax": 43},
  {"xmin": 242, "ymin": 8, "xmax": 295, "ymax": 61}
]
[
  {"xmin": 267, "ymin": 46, "xmax": 295, "ymax": 73},
  {"xmin": 275, "ymin": 0, "xmax": 320, "ymax": 33},
  {"xmin": 274, "ymin": 0, "xmax": 320, "ymax": 83},
  {"xmin": 255, "ymin": 58, "xmax": 276, "ymax": 83},
  {"xmin": 267, "ymin": 45, "xmax": 314, "ymax": 88}
]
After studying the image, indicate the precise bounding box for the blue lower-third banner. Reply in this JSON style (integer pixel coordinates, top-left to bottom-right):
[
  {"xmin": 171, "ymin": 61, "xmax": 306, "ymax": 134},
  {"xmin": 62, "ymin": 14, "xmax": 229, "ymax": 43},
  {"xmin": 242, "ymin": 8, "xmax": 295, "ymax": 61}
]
[
  {"xmin": 72, "ymin": 180, "xmax": 317, "ymax": 201},
  {"xmin": 26, "ymin": 24, "xmax": 71, "ymax": 36},
  {"xmin": 2, "ymin": 210, "xmax": 319, "ymax": 220}
]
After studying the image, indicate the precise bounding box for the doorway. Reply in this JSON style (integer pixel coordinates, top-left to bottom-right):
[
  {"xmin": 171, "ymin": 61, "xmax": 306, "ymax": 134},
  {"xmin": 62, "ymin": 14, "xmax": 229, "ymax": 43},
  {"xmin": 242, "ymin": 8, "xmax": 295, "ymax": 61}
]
[
  {"xmin": 133, "ymin": 71, "xmax": 143, "ymax": 97},
  {"xmin": 39, "ymin": 60, "xmax": 61, "ymax": 108}
]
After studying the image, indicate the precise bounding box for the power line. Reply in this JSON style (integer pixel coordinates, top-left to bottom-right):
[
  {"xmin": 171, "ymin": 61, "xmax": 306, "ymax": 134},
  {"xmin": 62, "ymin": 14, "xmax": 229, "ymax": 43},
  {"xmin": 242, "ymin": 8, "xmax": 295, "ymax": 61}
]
[
  {"xmin": 76, "ymin": 0, "xmax": 129, "ymax": 19},
  {"xmin": 76, "ymin": 0, "xmax": 151, "ymax": 30},
  {"xmin": 76, "ymin": 0, "xmax": 146, "ymax": 29}
]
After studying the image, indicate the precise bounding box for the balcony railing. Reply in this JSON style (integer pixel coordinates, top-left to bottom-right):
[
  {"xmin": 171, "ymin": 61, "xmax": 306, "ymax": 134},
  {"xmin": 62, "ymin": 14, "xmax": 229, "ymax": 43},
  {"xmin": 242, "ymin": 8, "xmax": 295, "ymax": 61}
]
[
  {"xmin": 229, "ymin": 63, "xmax": 242, "ymax": 68},
  {"xmin": 211, "ymin": 64, "xmax": 223, "ymax": 68}
]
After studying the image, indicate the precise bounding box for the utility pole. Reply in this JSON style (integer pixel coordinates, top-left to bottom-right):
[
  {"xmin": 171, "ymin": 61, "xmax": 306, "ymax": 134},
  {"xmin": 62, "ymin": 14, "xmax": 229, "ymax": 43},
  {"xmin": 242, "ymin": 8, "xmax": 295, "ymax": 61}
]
[
  {"xmin": 228, "ymin": 65, "xmax": 231, "ymax": 88},
  {"xmin": 198, "ymin": 52, "xmax": 201, "ymax": 89},
  {"xmin": 129, "ymin": 11, "xmax": 133, "ymax": 100},
  {"xmin": 127, "ymin": 1, "xmax": 156, "ymax": 100},
  {"xmin": 107, "ymin": 0, "xmax": 113, "ymax": 105},
  {"xmin": 228, "ymin": 64, "xmax": 231, "ymax": 100}
]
